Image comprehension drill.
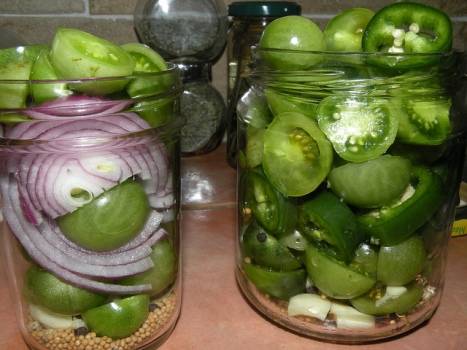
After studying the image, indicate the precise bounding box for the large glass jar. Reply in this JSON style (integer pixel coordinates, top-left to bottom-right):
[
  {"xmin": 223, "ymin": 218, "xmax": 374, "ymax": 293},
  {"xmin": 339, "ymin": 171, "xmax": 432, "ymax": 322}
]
[
  {"xmin": 0, "ymin": 63, "xmax": 182, "ymax": 350},
  {"xmin": 236, "ymin": 49, "xmax": 466, "ymax": 342},
  {"xmin": 226, "ymin": 1, "xmax": 301, "ymax": 167}
]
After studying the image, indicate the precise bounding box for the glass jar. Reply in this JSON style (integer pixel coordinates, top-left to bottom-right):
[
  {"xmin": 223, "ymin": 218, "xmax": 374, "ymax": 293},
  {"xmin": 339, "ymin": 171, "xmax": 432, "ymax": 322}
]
[
  {"xmin": 226, "ymin": 1, "xmax": 301, "ymax": 167},
  {"xmin": 178, "ymin": 63, "xmax": 226, "ymax": 155},
  {"xmin": 0, "ymin": 64, "xmax": 183, "ymax": 350},
  {"xmin": 236, "ymin": 49, "xmax": 466, "ymax": 342}
]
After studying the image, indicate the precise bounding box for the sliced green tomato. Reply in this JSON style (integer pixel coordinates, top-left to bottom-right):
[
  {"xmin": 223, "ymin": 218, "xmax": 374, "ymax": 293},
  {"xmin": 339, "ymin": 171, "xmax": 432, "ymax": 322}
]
[
  {"xmin": 324, "ymin": 8, "xmax": 374, "ymax": 52},
  {"xmin": 349, "ymin": 243, "xmax": 378, "ymax": 278},
  {"xmin": 30, "ymin": 50, "xmax": 71, "ymax": 103},
  {"xmin": 245, "ymin": 126, "xmax": 265, "ymax": 169},
  {"xmin": 305, "ymin": 244, "xmax": 376, "ymax": 299},
  {"xmin": 50, "ymin": 28, "xmax": 135, "ymax": 94},
  {"xmin": 265, "ymin": 88, "xmax": 317, "ymax": 119},
  {"xmin": 121, "ymin": 43, "xmax": 169, "ymax": 98},
  {"xmin": 259, "ymin": 16, "xmax": 325, "ymax": 70},
  {"xmin": 298, "ymin": 191, "xmax": 363, "ymax": 263},
  {"xmin": 377, "ymin": 235, "xmax": 427, "ymax": 286},
  {"xmin": 242, "ymin": 262, "xmax": 306, "ymax": 300},
  {"xmin": 316, "ymin": 96, "xmax": 398, "ymax": 162},
  {"xmin": 358, "ymin": 166, "xmax": 443, "ymax": 245},
  {"xmin": 328, "ymin": 155, "xmax": 412, "ymax": 208},
  {"xmin": 82, "ymin": 295, "xmax": 149, "ymax": 339},
  {"xmin": 237, "ymin": 88, "xmax": 273, "ymax": 129},
  {"xmin": 263, "ymin": 112, "xmax": 333, "ymax": 196},
  {"xmin": 242, "ymin": 223, "xmax": 302, "ymax": 271},
  {"xmin": 120, "ymin": 238, "xmax": 177, "ymax": 296},
  {"xmin": 0, "ymin": 46, "xmax": 36, "ymax": 108},
  {"xmin": 279, "ymin": 230, "xmax": 309, "ymax": 252},
  {"xmin": 395, "ymin": 97, "xmax": 451, "ymax": 146},
  {"xmin": 24, "ymin": 266, "xmax": 107, "ymax": 315},
  {"xmin": 58, "ymin": 180, "xmax": 150, "ymax": 252},
  {"xmin": 131, "ymin": 96, "xmax": 175, "ymax": 128},
  {"xmin": 351, "ymin": 283, "xmax": 423, "ymax": 316},
  {"xmin": 362, "ymin": 2, "xmax": 452, "ymax": 70}
]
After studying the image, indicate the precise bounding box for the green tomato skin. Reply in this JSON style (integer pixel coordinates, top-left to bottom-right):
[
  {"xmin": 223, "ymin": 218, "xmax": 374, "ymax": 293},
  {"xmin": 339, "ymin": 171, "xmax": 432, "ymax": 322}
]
[
  {"xmin": 120, "ymin": 239, "xmax": 177, "ymax": 296},
  {"xmin": 58, "ymin": 180, "xmax": 150, "ymax": 252},
  {"xmin": 377, "ymin": 236, "xmax": 427, "ymax": 286},
  {"xmin": 305, "ymin": 244, "xmax": 376, "ymax": 299},
  {"xmin": 259, "ymin": 16, "xmax": 325, "ymax": 70},
  {"xmin": 83, "ymin": 295, "xmax": 149, "ymax": 339},
  {"xmin": 24, "ymin": 266, "xmax": 107, "ymax": 315}
]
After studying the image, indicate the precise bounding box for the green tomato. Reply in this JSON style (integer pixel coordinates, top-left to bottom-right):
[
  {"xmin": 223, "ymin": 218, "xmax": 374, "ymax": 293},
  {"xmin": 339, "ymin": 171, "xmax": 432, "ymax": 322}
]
[
  {"xmin": 83, "ymin": 295, "xmax": 149, "ymax": 339},
  {"xmin": 324, "ymin": 8, "xmax": 374, "ymax": 52},
  {"xmin": 120, "ymin": 238, "xmax": 177, "ymax": 296},
  {"xmin": 58, "ymin": 180, "xmax": 150, "ymax": 252},
  {"xmin": 259, "ymin": 16, "xmax": 325, "ymax": 70},
  {"xmin": 24, "ymin": 266, "xmax": 107, "ymax": 315}
]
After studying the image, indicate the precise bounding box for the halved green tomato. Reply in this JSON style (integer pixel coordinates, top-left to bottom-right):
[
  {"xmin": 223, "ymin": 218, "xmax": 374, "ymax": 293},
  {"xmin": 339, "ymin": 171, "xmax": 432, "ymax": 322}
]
[
  {"xmin": 349, "ymin": 243, "xmax": 378, "ymax": 278},
  {"xmin": 263, "ymin": 112, "xmax": 333, "ymax": 196},
  {"xmin": 395, "ymin": 97, "xmax": 451, "ymax": 145},
  {"xmin": 242, "ymin": 262, "xmax": 306, "ymax": 300},
  {"xmin": 328, "ymin": 155, "xmax": 411, "ymax": 208},
  {"xmin": 31, "ymin": 50, "xmax": 71, "ymax": 103},
  {"xmin": 351, "ymin": 282, "xmax": 423, "ymax": 316},
  {"xmin": 0, "ymin": 45, "xmax": 45, "ymax": 108},
  {"xmin": 316, "ymin": 96, "xmax": 398, "ymax": 162},
  {"xmin": 241, "ymin": 223, "xmax": 302, "ymax": 271},
  {"xmin": 305, "ymin": 244, "xmax": 375, "ymax": 299},
  {"xmin": 50, "ymin": 28, "xmax": 135, "ymax": 94},
  {"xmin": 121, "ymin": 43, "xmax": 168, "ymax": 98},
  {"xmin": 377, "ymin": 235, "xmax": 427, "ymax": 286},
  {"xmin": 324, "ymin": 8, "xmax": 374, "ymax": 52}
]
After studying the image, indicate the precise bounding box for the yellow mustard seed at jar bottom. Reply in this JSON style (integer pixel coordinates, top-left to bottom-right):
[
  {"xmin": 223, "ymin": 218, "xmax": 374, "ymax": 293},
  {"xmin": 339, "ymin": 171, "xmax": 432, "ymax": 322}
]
[{"xmin": 28, "ymin": 292, "xmax": 176, "ymax": 350}]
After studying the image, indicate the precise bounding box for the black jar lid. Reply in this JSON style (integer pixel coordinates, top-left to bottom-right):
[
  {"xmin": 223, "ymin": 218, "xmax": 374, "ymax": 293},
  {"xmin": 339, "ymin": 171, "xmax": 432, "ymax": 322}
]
[{"xmin": 228, "ymin": 1, "xmax": 301, "ymax": 17}]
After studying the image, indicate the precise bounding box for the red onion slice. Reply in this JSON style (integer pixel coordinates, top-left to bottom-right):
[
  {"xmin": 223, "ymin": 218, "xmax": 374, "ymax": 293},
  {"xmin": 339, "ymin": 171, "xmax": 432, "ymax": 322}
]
[
  {"xmin": 24, "ymin": 96, "xmax": 133, "ymax": 120},
  {"xmin": 0, "ymin": 177, "xmax": 151, "ymax": 294}
]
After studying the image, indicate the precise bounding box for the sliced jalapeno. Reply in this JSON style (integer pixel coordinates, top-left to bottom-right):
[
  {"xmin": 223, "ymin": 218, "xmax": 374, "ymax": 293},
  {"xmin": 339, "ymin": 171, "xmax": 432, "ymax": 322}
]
[
  {"xmin": 241, "ymin": 223, "xmax": 302, "ymax": 271},
  {"xmin": 298, "ymin": 191, "xmax": 364, "ymax": 263},
  {"xmin": 243, "ymin": 262, "xmax": 306, "ymax": 300},
  {"xmin": 263, "ymin": 112, "xmax": 333, "ymax": 196},
  {"xmin": 358, "ymin": 166, "xmax": 443, "ymax": 246},
  {"xmin": 305, "ymin": 244, "xmax": 376, "ymax": 300},
  {"xmin": 362, "ymin": 2, "xmax": 452, "ymax": 70}
]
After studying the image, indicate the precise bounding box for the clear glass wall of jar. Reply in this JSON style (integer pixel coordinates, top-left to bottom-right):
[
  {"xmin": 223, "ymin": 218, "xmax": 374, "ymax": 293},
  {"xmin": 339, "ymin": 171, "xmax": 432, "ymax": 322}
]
[
  {"xmin": 0, "ymin": 67, "xmax": 183, "ymax": 350},
  {"xmin": 226, "ymin": 1, "xmax": 301, "ymax": 167},
  {"xmin": 236, "ymin": 49, "xmax": 466, "ymax": 342}
]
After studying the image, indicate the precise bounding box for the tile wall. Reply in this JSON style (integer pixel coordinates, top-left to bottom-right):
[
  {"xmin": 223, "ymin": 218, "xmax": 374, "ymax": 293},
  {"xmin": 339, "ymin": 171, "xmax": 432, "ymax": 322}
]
[{"xmin": 1, "ymin": 0, "xmax": 466, "ymax": 98}]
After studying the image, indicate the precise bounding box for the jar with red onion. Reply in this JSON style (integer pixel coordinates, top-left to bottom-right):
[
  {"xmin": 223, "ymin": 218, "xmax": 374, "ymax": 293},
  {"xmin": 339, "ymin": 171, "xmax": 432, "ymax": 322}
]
[{"xmin": 0, "ymin": 28, "xmax": 182, "ymax": 350}]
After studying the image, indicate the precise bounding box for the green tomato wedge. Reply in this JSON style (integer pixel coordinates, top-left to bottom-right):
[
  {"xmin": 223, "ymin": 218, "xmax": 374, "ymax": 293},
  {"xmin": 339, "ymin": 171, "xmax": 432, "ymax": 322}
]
[
  {"xmin": 241, "ymin": 223, "xmax": 302, "ymax": 271},
  {"xmin": 351, "ymin": 283, "xmax": 423, "ymax": 316},
  {"xmin": 50, "ymin": 28, "xmax": 135, "ymax": 94},
  {"xmin": 58, "ymin": 180, "xmax": 150, "ymax": 252},
  {"xmin": 316, "ymin": 96, "xmax": 398, "ymax": 162},
  {"xmin": 82, "ymin": 295, "xmax": 149, "ymax": 339},
  {"xmin": 259, "ymin": 16, "xmax": 325, "ymax": 70},
  {"xmin": 30, "ymin": 50, "xmax": 71, "ymax": 103},
  {"xmin": 121, "ymin": 43, "xmax": 168, "ymax": 98},
  {"xmin": 265, "ymin": 88, "xmax": 317, "ymax": 119},
  {"xmin": 120, "ymin": 238, "xmax": 177, "ymax": 296},
  {"xmin": 0, "ymin": 46, "xmax": 44, "ymax": 108},
  {"xmin": 305, "ymin": 244, "xmax": 376, "ymax": 299},
  {"xmin": 243, "ymin": 262, "xmax": 306, "ymax": 300},
  {"xmin": 245, "ymin": 126, "xmax": 265, "ymax": 169},
  {"xmin": 395, "ymin": 97, "xmax": 451, "ymax": 146},
  {"xmin": 377, "ymin": 235, "xmax": 427, "ymax": 286},
  {"xmin": 324, "ymin": 8, "xmax": 374, "ymax": 52},
  {"xmin": 24, "ymin": 266, "xmax": 107, "ymax": 315},
  {"xmin": 328, "ymin": 155, "xmax": 411, "ymax": 208},
  {"xmin": 349, "ymin": 243, "xmax": 378, "ymax": 279},
  {"xmin": 298, "ymin": 191, "xmax": 364, "ymax": 263},
  {"xmin": 263, "ymin": 112, "xmax": 333, "ymax": 197}
]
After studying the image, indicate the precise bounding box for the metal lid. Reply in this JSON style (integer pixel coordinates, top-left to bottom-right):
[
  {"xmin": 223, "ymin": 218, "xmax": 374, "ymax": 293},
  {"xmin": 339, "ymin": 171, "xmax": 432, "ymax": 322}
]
[{"xmin": 228, "ymin": 1, "xmax": 301, "ymax": 17}]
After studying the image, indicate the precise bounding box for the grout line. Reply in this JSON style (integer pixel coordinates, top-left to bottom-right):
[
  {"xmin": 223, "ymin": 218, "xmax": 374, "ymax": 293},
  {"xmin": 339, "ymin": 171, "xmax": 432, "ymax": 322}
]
[{"xmin": 0, "ymin": 13, "xmax": 134, "ymax": 20}]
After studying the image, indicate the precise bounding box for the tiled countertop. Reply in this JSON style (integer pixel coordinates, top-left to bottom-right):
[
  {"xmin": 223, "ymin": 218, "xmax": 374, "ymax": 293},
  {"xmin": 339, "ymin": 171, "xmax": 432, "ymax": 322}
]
[{"xmin": 1, "ymin": 146, "xmax": 466, "ymax": 350}]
